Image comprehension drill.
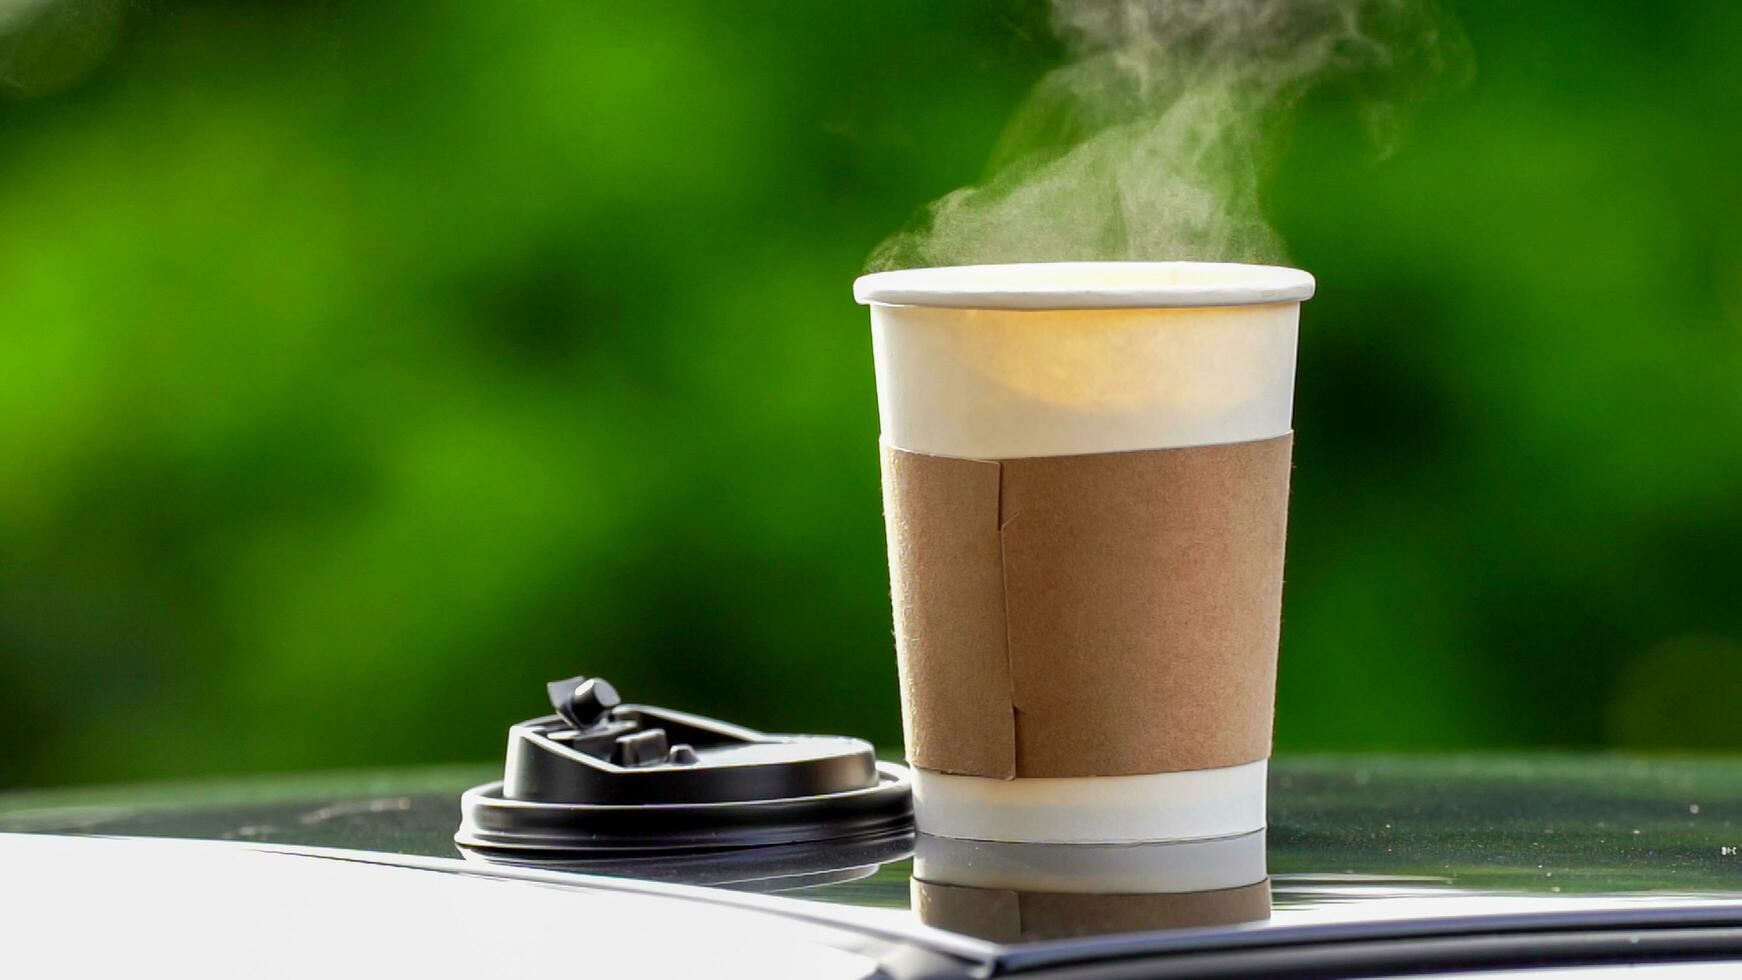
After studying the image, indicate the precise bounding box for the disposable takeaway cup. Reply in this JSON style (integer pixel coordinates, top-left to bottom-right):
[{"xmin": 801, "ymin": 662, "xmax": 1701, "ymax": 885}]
[{"xmin": 853, "ymin": 261, "xmax": 1314, "ymax": 844}]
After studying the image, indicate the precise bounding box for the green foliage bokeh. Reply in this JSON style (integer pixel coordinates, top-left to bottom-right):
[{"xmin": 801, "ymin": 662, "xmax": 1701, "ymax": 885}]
[{"xmin": 0, "ymin": 0, "xmax": 1738, "ymax": 788}]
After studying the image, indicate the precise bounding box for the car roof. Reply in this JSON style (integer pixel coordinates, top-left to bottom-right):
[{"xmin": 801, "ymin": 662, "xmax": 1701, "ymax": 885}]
[
  {"xmin": 0, "ymin": 833, "xmax": 937, "ymax": 979},
  {"xmin": 6, "ymin": 753, "xmax": 1742, "ymax": 976}
]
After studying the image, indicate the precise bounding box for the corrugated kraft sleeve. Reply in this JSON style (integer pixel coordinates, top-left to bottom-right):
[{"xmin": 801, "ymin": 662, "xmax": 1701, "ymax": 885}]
[
  {"xmin": 880, "ymin": 444, "xmax": 1018, "ymax": 778},
  {"xmin": 880, "ymin": 433, "xmax": 1292, "ymax": 780}
]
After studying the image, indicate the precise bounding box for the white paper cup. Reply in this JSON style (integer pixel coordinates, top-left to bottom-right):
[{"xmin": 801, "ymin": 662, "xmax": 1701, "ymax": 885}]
[
  {"xmin": 911, "ymin": 761, "xmax": 1270, "ymax": 845},
  {"xmin": 858, "ymin": 261, "xmax": 1311, "ymax": 460},
  {"xmin": 913, "ymin": 829, "xmax": 1268, "ymax": 894},
  {"xmin": 856, "ymin": 261, "xmax": 1313, "ymax": 844}
]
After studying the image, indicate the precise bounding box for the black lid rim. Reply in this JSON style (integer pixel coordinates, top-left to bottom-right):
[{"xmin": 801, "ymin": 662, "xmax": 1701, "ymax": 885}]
[{"xmin": 456, "ymin": 761, "xmax": 914, "ymax": 855}]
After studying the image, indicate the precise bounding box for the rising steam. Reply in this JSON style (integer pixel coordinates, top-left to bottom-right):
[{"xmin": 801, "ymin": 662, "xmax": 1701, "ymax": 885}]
[{"xmin": 869, "ymin": 0, "xmax": 1469, "ymax": 270}]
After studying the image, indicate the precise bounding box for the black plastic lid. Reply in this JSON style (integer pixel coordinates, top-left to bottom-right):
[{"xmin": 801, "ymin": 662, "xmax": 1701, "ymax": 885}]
[{"xmin": 455, "ymin": 674, "xmax": 912, "ymax": 856}]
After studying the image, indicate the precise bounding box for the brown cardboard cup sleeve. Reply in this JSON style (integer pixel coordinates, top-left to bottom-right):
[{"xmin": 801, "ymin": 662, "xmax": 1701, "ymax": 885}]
[{"xmin": 880, "ymin": 434, "xmax": 1292, "ymax": 780}]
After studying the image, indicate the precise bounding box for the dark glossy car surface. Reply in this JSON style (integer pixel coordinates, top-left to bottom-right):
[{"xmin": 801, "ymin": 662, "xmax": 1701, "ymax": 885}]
[{"xmin": 6, "ymin": 754, "xmax": 1742, "ymax": 977}]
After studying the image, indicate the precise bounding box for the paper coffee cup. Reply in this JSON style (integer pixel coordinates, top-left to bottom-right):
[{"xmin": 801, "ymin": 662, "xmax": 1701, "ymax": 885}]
[
  {"xmin": 911, "ymin": 832, "xmax": 1270, "ymax": 941},
  {"xmin": 854, "ymin": 261, "xmax": 1313, "ymax": 844}
]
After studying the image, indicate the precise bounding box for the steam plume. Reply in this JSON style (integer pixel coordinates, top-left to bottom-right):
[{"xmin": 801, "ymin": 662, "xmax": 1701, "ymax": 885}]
[{"xmin": 869, "ymin": 0, "xmax": 1468, "ymax": 270}]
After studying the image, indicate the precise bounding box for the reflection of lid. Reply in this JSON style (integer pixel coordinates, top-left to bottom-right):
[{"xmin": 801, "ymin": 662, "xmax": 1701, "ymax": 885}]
[
  {"xmin": 457, "ymin": 834, "xmax": 915, "ymax": 893},
  {"xmin": 456, "ymin": 675, "xmax": 912, "ymax": 854}
]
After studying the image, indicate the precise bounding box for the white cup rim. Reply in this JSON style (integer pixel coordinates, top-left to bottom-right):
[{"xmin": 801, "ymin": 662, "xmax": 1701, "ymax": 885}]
[{"xmin": 854, "ymin": 260, "xmax": 1314, "ymax": 311}]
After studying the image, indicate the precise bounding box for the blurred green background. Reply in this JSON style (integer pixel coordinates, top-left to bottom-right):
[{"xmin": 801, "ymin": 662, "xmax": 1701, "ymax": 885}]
[{"xmin": 1, "ymin": 0, "xmax": 1738, "ymax": 790}]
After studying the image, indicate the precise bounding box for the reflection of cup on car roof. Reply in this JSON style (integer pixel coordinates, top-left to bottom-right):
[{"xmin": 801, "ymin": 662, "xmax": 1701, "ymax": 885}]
[{"xmin": 911, "ymin": 831, "xmax": 1270, "ymax": 942}]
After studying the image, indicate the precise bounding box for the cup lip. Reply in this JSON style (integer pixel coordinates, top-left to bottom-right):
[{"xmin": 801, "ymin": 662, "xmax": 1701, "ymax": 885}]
[{"xmin": 853, "ymin": 260, "xmax": 1315, "ymax": 310}]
